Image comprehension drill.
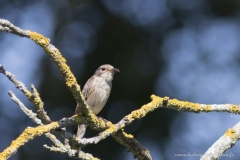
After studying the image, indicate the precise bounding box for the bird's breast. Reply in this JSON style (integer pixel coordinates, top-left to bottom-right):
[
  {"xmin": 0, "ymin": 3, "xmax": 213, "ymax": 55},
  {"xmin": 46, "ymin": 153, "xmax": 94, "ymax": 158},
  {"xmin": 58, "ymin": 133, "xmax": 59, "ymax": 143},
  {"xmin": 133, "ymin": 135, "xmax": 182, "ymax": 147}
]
[{"xmin": 87, "ymin": 78, "xmax": 112, "ymax": 115}]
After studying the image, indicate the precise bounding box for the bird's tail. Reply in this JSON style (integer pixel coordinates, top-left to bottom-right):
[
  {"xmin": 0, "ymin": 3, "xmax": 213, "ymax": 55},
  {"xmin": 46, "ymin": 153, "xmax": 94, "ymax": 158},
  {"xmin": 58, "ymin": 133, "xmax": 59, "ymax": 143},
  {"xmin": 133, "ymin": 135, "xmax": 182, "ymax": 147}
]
[{"xmin": 72, "ymin": 124, "xmax": 87, "ymax": 157}]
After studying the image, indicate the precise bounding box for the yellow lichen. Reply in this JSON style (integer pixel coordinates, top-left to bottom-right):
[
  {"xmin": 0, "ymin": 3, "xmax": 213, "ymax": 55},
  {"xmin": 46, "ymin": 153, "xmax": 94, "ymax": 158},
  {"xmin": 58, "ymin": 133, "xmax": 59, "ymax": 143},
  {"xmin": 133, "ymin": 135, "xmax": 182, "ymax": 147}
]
[
  {"xmin": 163, "ymin": 96, "xmax": 169, "ymax": 101},
  {"xmin": 106, "ymin": 124, "xmax": 117, "ymax": 133},
  {"xmin": 169, "ymin": 98, "xmax": 201, "ymax": 112},
  {"xmin": 203, "ymin": 105, "xmax": 211, "ymax": 112},
  {"xmin": 150, "ymin": 95, "xmax": 166, "ymax": 108},
  {"xmin": 122, "ymin": 130, "xmax": 134, "ymax": 138},
  {"xmin": 27, "ymin": 31, "xmax": 50, "ymax": 46},
  {"xmin": 23, "ymin": 90, "xmax": 32, "ymax": 98},
  {"xmin": 230, "ymin": 105, "xmax": 240, "ymax": 114},
  {"xmin": 225, "ymin": 128, "xmax": 237, "ymax": 140},
  {"xmin": 132, "ymin": 110, "xmax": 140, "ymax": 119},
  {"xmin": 0, "ymin": 122, "xmax": 59, "ymax": 159},
  {"xmin": 28, "ymin": 29, "xmax": 86, "ymax": 122}
]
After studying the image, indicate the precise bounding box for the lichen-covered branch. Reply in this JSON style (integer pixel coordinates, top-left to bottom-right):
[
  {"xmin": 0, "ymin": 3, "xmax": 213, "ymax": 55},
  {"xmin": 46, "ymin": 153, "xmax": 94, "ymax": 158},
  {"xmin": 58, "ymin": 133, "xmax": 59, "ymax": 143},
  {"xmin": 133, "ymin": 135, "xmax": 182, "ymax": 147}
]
[
  {"xmin": 0, "ymin": 92, "xmax": 167, "ymax": 160},
  {"xmin": 0, "ymin": 122, "xmax": 59, "ymax": 159},
  {"xmin": 8, "ymin": 87, "xmax": 61, "ymax": 157},
  {"xmin": 0, "ymin": 100, "xmax": 156, "ymax": 160},
  {"xmin": 2, "ymin": 92, "xmax": 82, "ymax": 159},
  {"xmin": 113, "ymin": 130, "xmax": 152, "ymax": 160},
  {"xmin": 27, "ymin": 30, "xmax": 86, "ymax": 109},
  {"xmin": 151, "ymin": 95, "xmax": 240, "ymax": 114},
  {"xmin": 43, "ymin": 134, "xmax": 99, "ymax": 160},
  {"xmin": 44, "ymin": 144, "xmax": 99, "ymax": 160},
  {"xmin": 3, "ymin": 87, "xmax": 240, "ymax": 160},
  {"xmin": 201, "ymin": 122, "xmax": 240, "ymax": 160},
  {"xmin": 8, "ymin": 89, "xmax": 94, "ymax": 160},
  {"xmin": 0, "ymin": 62, "xmax": 105, "ymax": 159},
  {"xmin": 0, "ymin": 19, "xmax": 85, "ymax": 110},
  {"xmin": 0, "ymin": 64, "xmax": 51, "ymax": 123},
  {"xmin": 30, "ymin": 84, "xmax": 50, "ymax": 123},
  {"xmin": 0, "ymin": 18, "xmax": 93, "ymax": 121},
  {"xmin": 8, "ymin": 90, "xmax": 65, "ymax": 149}
]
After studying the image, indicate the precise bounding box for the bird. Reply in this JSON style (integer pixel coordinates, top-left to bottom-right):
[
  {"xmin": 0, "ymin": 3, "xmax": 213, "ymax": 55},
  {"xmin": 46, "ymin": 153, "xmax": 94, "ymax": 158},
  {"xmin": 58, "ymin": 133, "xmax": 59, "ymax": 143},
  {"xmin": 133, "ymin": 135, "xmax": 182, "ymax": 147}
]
[{"xmin": 72, "ymin": 64, "xmax": 119, "ymax": 154}]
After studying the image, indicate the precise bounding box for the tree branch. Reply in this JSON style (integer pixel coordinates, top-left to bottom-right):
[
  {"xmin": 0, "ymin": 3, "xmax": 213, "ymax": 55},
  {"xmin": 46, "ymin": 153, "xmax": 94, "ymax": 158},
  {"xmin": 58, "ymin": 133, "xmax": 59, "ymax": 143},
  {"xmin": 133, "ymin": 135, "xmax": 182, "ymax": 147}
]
[
  {"xmin": 113, "ymin": 130, "xmax": 152, "ymax": 160},
  {"xmin": 0, "ymin": 19, "xmax": 29, "ymax": 37},
  {"xmin": 201, "ymin": 122, "xmax": 240, "ymax": 160},
  {"xmin": 8, "ymin": 89, "xmax": 95, "ymax": 159},
  {"xmin": 0, "ymin": 64, "xmax": 51, "ymax": 123},
  {"xmin": 0, "ymin": 122, "xmax": 59, "ymax": 159},
  {"xmin": 151, "ymin": 95, "xmax": 240, "ymax": 114},
  {"xmin": 8, "ymin": 91, "xmax": 42, "ymax": 125},
  {"xmin": 0, "ymin": 19, "xmax": 85, "ymax": 112}
]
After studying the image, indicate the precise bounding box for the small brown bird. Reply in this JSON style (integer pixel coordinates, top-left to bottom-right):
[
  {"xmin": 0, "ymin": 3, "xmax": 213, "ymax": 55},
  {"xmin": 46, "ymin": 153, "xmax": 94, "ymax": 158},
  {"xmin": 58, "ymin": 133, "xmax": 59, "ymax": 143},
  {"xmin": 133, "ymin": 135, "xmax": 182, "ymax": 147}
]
[{"xmin": 72, "ymin": 64, "xmax": 119, "ymax": 152}]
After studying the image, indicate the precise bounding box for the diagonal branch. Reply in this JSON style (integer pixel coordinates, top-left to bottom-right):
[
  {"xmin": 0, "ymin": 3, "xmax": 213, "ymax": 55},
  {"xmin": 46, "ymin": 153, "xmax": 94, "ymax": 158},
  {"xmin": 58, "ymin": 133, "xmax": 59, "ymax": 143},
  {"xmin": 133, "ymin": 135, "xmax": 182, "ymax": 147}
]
[
  {"xmin": 0, "ymin": 18, "xmax": 85, "ymax": 112},
  {"xmin": 0, "ymin": 122, "xmax": 59, "ymax": 159},
  {"xmin": 0, "ymin": 64, "xmax": 51, "ymax": 123},
  {"xmin": 8, "ymin": 91, "xmax": 42, "ymax": 125},
  {"xmin": 201, "ymin": 122, "xmax": 240, "ymax": 160},
  {"xmin": 113, "ymin": 130, "xmax": 151, "ymax": 160}
]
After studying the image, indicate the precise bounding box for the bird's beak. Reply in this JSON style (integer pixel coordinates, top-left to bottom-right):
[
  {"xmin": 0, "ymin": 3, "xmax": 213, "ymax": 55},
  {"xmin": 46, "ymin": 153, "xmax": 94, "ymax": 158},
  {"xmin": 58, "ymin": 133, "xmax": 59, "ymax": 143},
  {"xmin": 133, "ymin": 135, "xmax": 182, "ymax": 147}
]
[{"xmin": 111, "ymin": 68, "xmax": 120, "ymax": 73}]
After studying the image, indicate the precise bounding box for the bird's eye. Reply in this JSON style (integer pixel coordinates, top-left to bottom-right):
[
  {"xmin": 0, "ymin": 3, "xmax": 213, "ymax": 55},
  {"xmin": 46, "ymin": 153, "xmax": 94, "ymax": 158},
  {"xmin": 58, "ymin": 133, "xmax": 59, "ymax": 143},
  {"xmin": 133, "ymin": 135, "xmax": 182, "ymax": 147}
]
[{"xmin": 101, "ymin": 67, "xmax": 105, "ymax": 71}]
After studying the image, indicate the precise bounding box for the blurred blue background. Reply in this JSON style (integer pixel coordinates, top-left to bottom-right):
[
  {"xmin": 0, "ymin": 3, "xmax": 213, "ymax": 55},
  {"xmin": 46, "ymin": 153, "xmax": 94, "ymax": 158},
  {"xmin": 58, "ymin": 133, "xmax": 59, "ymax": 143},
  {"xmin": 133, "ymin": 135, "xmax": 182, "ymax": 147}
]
[{"xmin": 1, "ymin": 0, "xmax": 240, "ymax": 160}]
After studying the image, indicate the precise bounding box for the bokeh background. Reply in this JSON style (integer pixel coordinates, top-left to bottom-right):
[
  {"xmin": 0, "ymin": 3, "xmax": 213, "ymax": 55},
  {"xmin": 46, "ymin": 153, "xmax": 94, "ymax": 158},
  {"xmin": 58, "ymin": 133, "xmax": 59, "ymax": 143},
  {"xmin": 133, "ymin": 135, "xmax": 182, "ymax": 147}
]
[{"xmin": 1, "ymin": 0, "xmax": 240, "ymax": 160}]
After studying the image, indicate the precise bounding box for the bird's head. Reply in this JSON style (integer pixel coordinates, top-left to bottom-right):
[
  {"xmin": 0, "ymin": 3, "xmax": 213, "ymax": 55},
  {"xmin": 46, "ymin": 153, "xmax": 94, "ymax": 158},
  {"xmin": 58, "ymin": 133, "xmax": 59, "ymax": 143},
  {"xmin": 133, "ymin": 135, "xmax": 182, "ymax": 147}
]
[{"xmin": 94, "ymin": 64, "xmax": 119, "ymax": 82}]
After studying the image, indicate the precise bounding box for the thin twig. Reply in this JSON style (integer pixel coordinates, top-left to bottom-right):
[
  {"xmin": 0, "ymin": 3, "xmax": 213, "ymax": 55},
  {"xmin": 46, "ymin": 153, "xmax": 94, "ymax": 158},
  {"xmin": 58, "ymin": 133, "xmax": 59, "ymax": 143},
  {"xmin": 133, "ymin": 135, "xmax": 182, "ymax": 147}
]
[
  {"xmin": 0, "ymin": 64, "xmax": 51, "ymax": 123},
  {"xmin": 7, "ymin": 91, "xmax": 75, "ymax": 158},
  {"xmin": 0, "ymin": 19, "xmax": 29, "ymax": 37},
  {"xmin": 8, "ymin": 91, "xmax": 42, "ymax": 125}
]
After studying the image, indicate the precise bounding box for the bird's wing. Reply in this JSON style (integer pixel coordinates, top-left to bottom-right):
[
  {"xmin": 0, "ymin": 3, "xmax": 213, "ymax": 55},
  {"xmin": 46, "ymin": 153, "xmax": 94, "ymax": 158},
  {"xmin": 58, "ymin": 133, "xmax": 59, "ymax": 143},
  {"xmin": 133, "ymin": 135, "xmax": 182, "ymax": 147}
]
[
  {"xmin": 73, "ymin": 76, "xmax": 95, "ymax": 134},
  {"xmin": 82, "ymin": 76, "xmax": 95, "ymax": 101},
  {"xmin": 74, "ymin": 76, "xmax": 95, "ymax": 114},
  {"xmin": 75, "ymin": 76, "xmax": 94, "ymax": 114}
]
